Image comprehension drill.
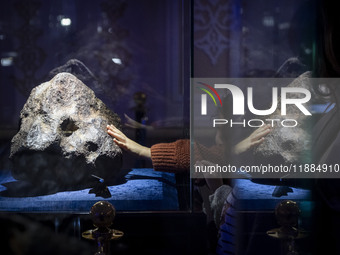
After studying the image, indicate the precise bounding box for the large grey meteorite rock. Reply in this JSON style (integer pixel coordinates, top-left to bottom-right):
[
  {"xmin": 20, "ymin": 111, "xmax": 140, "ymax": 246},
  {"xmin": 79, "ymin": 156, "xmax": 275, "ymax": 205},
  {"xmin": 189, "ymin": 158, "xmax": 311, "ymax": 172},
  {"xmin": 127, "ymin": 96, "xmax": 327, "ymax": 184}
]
[{"xmin": 10, "ymin": 72, "xmax": 122, "ymax": 186}]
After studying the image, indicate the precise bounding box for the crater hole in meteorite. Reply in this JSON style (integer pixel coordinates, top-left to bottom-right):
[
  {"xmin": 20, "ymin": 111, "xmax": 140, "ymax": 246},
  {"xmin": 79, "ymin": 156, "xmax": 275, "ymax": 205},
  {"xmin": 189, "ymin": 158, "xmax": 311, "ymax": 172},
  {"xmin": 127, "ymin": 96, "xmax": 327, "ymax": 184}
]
[
  {"xmin": 86, "ymin": 141, "xmax": 99, "ymax": 152},
  {"xmin": 281, "ymin": 140, "xmax": 295, "ymax": 151},
  {"xmin": 60, "ymin": 118, "xmax": 79, "ymax": 137}
]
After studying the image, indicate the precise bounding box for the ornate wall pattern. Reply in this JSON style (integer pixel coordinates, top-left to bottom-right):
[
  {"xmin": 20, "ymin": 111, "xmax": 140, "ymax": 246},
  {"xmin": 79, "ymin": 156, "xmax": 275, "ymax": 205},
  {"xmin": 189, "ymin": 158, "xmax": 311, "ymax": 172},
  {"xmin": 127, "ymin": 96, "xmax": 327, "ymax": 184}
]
[{"xmin": 194, "ymin": 0, "xmax": 233, "ymax": 66}]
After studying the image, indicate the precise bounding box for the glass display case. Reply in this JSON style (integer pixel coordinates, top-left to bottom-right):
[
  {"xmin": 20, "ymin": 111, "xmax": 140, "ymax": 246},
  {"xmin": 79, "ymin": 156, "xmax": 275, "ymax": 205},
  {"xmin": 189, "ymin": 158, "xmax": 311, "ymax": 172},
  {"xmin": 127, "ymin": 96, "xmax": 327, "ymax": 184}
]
[{"xmin": 0, "ymin": 0, "xmax": 191, "ymax": 214}]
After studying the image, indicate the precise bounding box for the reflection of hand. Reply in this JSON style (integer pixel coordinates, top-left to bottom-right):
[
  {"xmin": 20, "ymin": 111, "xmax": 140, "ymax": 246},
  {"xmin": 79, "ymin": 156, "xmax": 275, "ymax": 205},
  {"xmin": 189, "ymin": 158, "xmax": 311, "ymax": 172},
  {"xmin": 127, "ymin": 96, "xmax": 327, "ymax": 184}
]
[
  {"xmin": 233, "ymin": 124, "xmax": 271, "ymax": 155},
  {"xmin": 106, "ymin": 124, "xmax": 151, "ymax": 158}
]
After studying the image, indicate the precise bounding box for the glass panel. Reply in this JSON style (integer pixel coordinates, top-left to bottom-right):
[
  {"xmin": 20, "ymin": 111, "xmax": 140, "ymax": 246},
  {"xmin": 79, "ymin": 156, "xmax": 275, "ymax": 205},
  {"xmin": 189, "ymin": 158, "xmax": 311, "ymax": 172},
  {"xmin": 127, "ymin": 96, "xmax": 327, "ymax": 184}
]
[{"xmin": 191, "ymin": 0, "xmax": 320, "ymax": 254}]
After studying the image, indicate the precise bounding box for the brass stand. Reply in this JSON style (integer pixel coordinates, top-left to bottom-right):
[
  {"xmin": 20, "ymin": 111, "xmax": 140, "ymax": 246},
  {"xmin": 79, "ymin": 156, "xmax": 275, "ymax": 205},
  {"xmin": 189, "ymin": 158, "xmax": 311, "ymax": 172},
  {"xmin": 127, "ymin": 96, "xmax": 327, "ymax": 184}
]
[
  {"xmin": 267, "ymin": 200, "xmax": 308, "ymax": 255},
  {"xmin": 82, "ymin": 201, "xmax": 124, "ymax": 255}
]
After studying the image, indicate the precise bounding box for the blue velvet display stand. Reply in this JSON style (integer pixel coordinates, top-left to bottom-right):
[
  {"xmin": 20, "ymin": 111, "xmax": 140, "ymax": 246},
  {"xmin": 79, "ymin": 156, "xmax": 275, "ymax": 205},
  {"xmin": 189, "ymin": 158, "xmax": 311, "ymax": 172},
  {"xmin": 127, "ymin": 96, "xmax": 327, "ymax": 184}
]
[{"xmin": 0, "ymin": 168, "xmax": 178, "ymax": 212}]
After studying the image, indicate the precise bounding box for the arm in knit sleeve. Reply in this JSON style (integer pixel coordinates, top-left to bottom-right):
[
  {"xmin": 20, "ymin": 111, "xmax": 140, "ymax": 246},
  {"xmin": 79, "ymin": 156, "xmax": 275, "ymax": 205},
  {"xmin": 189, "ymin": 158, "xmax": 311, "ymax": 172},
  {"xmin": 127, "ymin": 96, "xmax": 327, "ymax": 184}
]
[
  {"xmin": 150, "ymin": 139, "xmax": 190, "ymax": 173},
  {"xmin": 150, "ymin": 139, "xmax": 225, "ymax": 173}
]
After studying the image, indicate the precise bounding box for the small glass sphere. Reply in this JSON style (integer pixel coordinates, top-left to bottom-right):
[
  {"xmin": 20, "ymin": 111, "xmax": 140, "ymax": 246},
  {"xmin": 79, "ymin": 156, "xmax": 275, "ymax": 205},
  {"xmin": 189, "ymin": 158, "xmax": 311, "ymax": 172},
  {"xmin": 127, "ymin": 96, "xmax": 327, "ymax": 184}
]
[
  {"xmin": 275, "ymin": 200, "xmax": 300, "ymax": 228},
  {"xmin": 90, "ymin": 201, "xmax": 116, "ymax": 228}
]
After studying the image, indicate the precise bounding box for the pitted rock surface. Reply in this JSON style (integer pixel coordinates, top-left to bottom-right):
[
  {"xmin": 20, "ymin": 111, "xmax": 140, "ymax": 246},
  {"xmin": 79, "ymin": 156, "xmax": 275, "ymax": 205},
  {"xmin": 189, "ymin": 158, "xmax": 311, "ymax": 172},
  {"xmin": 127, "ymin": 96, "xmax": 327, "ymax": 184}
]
[{"xmin": 10, "ymin": 72, "xmax": 122, "ymax": 187}]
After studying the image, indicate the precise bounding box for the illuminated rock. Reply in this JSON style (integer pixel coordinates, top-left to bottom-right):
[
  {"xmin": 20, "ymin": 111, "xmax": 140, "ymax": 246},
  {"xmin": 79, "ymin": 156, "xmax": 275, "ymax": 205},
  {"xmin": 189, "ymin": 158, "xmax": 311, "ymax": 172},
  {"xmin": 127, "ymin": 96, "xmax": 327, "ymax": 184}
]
[{"xmin": 10, "ymin": 72, "xmax": 122, "ymax": 187}]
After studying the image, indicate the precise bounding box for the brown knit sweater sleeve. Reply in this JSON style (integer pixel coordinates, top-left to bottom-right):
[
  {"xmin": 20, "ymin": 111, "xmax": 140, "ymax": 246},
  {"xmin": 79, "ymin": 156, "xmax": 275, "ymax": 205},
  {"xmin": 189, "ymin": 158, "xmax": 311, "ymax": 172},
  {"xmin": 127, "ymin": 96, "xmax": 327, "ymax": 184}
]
[{"xmin": 150, "ymin": 139, "xmax": 190, "ymax": 173}]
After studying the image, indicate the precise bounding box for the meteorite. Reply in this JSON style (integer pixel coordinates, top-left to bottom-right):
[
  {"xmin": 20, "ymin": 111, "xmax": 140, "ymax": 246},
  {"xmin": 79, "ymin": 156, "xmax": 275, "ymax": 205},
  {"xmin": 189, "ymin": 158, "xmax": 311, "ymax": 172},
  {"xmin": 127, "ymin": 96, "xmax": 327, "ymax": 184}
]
[{"xmin": 10, "ymin": 72, "xmax": 122, "ymax": 188}]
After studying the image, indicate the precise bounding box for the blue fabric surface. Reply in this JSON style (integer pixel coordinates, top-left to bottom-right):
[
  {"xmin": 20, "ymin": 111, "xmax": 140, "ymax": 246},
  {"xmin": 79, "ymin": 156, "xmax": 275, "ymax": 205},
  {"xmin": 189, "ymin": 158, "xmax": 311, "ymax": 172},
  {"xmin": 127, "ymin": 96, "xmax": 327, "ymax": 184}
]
[
  {"xmin": 0, "ymin": 168, "xmax": 178, "ymax": 212},
  {"xmin": 233, "ymin": 179, "xmax": 311, "ymax": 211}
]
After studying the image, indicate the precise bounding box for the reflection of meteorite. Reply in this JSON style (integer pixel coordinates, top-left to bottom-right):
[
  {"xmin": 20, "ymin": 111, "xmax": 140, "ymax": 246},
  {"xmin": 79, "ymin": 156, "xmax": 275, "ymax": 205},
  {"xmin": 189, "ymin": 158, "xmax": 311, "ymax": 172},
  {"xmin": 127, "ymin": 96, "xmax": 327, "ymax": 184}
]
[
  {"xmin": 9, "ymin": 72, "xmax": 122, "ymax": 187},
  {"xmin": 254, "ymin": 72, "xmax": 315, "ymax": 164}
]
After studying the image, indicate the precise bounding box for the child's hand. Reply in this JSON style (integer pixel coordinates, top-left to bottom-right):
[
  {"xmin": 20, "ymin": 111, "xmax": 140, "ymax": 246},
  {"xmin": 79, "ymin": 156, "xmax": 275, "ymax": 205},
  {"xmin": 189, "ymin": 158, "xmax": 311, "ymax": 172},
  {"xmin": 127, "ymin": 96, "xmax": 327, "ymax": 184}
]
[{"xmin": 107, "ymin": 125, "xmax": 151, "ymax": 158}]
